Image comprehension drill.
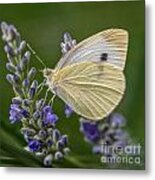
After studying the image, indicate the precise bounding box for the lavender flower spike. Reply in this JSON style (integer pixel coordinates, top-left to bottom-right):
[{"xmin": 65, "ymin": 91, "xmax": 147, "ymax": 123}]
[
  {"xmin": 1, "ymin": 21, "xmax": 70, "ymax": 166},
  {"xmin": 80, "ymin": 113, "xmax": 131, "ymax": 161},
  {"xmin": 61, "ymin": 32, "xmax": 76, "ymax": 55}
]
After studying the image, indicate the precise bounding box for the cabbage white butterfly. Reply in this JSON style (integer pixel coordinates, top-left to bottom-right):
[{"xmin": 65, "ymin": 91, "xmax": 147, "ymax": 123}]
[{"xmin": 43, "ymin": 29, "xmax": 129, "ymax": 121}]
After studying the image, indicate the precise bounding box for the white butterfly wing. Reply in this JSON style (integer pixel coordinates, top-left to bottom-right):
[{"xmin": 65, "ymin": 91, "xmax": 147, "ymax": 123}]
[
  {"xmin": 56, "ymin": 29, "xmax": 128, "ymax": 70},
  {"xmin": 54, "ymin": 61, "xmax": 125, "ymax": 120}
]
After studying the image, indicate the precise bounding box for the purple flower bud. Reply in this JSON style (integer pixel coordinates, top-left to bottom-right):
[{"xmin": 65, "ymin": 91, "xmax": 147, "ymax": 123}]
[
  {"xmin": 52, "ymin": 129, "xmax": 60, "ymax": 142},
  {"xmin": 65, "ymin": 43, "xmax": 72, "ymax": 51},
  {"xmin": 38, "ymin": 130, "xmax": 47, "ymax": 138},
  {"xmin": 6, "ymin": 63, "xmax": 16, "ymax": 73},
  {"xmin": 22, "ymin": 78, "xmax": 30, "ymax": 88},
  {"xmin": 63, "ymin": 147, "xmax": 70, "ymax": 155},
  {"xmin": 28, "ymin": 67, "xmax": 36, "ymax": 80},
  {"xmin": 37, "ymin": 119, "xmax": 44, "ymax": 129},
  {"xmin": 1, "ymin": 22, "xmax": 8, "ymax": 38},
  {"xmin": 47, "ymin": 139, "xmax": 53, "ymax": 147},
  {"xmin": 43, "ymin": 154, "xmax": 53, "ymax": 166},
  {"xmin": 24, "ymin": 51, "xmax": 31, "ymax": 60},
  {"xmin": 61, "ymin": 135, "xmax": 68, "ymax": 146},
  {"xmin": 20, "ymin": 109, "xmax": 30, "ymax": 118},
  {"xmin": 4, "ymin": 45, "xmax": 14, "ymax": 57},
  {"xmin": 28, "ymin": 80, "xmax": 38, "ymax": 99},
  {"xmin": 36, "ymin": 99, "xmax": 44, "ymax": 109},
  {"xmin": 6, "ymin": 74, "xmax": 14, "ymax": 85},
  {"xmin": 64, "ymin": 104, "xmax": 73, "ymax": 118},
  {"xmin": 108, "ymin": 113, "xmax": 126, "ymax": 128},
  {"xmin": 98, "ymin": 123, "xmax": 109, "ymax": 133},
  {"xmin": 13, "ymin": 73, "xmax": 20, "ymax": 84},
  {"xmin": 8, "ymin": 25, "xmax": 18, "ymax": 41},
  {"xmin": 15, "ymin": 32, "xmax": 21, "ymax": 47},
  {"xmin": 61, "ymin": 46, "xmax": 68, "ymax": 54},
  {"xmin": 18, "ymin": 40, "xmax": 26, "ymax": 53},
  {"xmin": 28, "ymin": 139, "xmax": 42, "ymax": 152},
  {"xmin": 23, "ymin": 99, "xmax": 32, "ymax": 106},
  {"xmin": 64, "ymin": 32, "xmax": 72, "ymax": 43},
  {"xmin": 1, "ymin": 23, "xmax": 18, "ymax": 42},
  {"xmin": 16, "ymin": 64, "xmax": 22, "ymax": 73},
  {"xmin": 72, "ymin": 39, "xmax": 77, "ymax": 46},
  {"xmin": 56, "ymin": 139, "xmax": 65, "ymax": 150},
  {"xmin": 92, "ymin": 145, "xmax": 101, "ymax": 154},
  {"xmin": 12, "ymin": 97, "xmax": 22, "ymax": 105},
  {"xmin": 33, "ymin": 111, "xmax": 41, "ymax": 120},
  {"xmin": 21, "ymin": 128, "xmax": 36, "ymax": 136},
  {"xmin": 47, "ymin": 128, "xmax": 53, "ymax": 135},
  {"xmin": 41, "ymin": 148, "xmax": 48, "ymax": 155},
  {"xmin": 54, "ymin": 151, "xmax": 63, "ymax": 160},
  {"xmin": 31, "ymin": 80, "xmax": 38, "ymax": 89},
  {"xmin": 20, "ymin": 51, "xmax": 31, "ymax": 70}
]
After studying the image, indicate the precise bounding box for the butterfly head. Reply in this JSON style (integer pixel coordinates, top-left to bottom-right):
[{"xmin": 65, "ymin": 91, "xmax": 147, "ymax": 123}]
[
  {"xmin": 43, "ymin": 68, "xmax": 54, "ymax": 78},
  {"xmin": 42, "ymin": 68, "xmax": 53, "ymax": 78},
  {"xmin": 43, "ymin": 68, "xmax": 59, "ymax": 94}
]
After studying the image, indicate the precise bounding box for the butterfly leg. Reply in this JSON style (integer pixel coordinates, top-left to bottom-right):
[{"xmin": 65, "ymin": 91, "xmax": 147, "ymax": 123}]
[
  {"xmin": 48, "ymin": 94, "xmax": 56, "ymax": 107},
  {"xmin": 43, "ymin": 88, "xmax": 51, "ymax": 105},
  {"xmin": 37, "ymin": 79, "xmax": 47, "ymax": 96}
]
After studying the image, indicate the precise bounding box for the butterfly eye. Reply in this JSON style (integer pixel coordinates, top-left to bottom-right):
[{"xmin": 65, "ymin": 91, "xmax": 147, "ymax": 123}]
[{"xmin": 43, "ymin": 69, "xmax": 53, "ymax": 77}]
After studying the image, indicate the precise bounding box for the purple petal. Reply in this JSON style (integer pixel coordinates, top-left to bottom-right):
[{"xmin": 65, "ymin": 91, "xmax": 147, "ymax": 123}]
[
  {"xmin": 64, "ymin": 105, "xmax": 73, "ymax": 118},
  {"xmin": 42, "ymin": 105, "xmax": 52, "ymax": 114},
  {"xmin": 80, "ymin": 120, "xmax": 100, "ymax": 142},
  {"xmin": 44, "ymin": 112, "xmax": 58, "ymax": 125},
  {"xmin": 28, "ymin": 139, "xmax": 42, "ymax": 152},
  {"xmin": 109, "ymin": 113, "xmax": 126, "ymax": 128}
]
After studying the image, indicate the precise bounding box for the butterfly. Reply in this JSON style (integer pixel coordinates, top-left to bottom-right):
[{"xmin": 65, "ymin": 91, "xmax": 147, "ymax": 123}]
[{"xmin": 43, "ymin": 29, "xmax": 129, "ymax": 121}]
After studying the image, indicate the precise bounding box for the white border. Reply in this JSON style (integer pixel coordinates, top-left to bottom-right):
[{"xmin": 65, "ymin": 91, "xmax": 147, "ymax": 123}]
[{"xmin": 0, "ymin": 0, "xmax": 154, "ymax": 179}]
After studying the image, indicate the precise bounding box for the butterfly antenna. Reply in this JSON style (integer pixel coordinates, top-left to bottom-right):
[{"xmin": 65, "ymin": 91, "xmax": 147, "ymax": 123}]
[{"xmin": 27, "ymin": 43, "xmax": 46, "ymax": 68}]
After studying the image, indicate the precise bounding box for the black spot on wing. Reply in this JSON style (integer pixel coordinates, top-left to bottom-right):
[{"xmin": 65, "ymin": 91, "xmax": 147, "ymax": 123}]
[{"xmin": 100, "ymin": 53, "xmax": 108, "ymax": 61}]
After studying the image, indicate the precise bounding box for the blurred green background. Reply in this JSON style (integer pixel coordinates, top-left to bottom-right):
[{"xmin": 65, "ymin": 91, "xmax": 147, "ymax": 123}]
[{"xmin": 0, "ymin": 1, "xmax": 145, "ymax": 169}]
